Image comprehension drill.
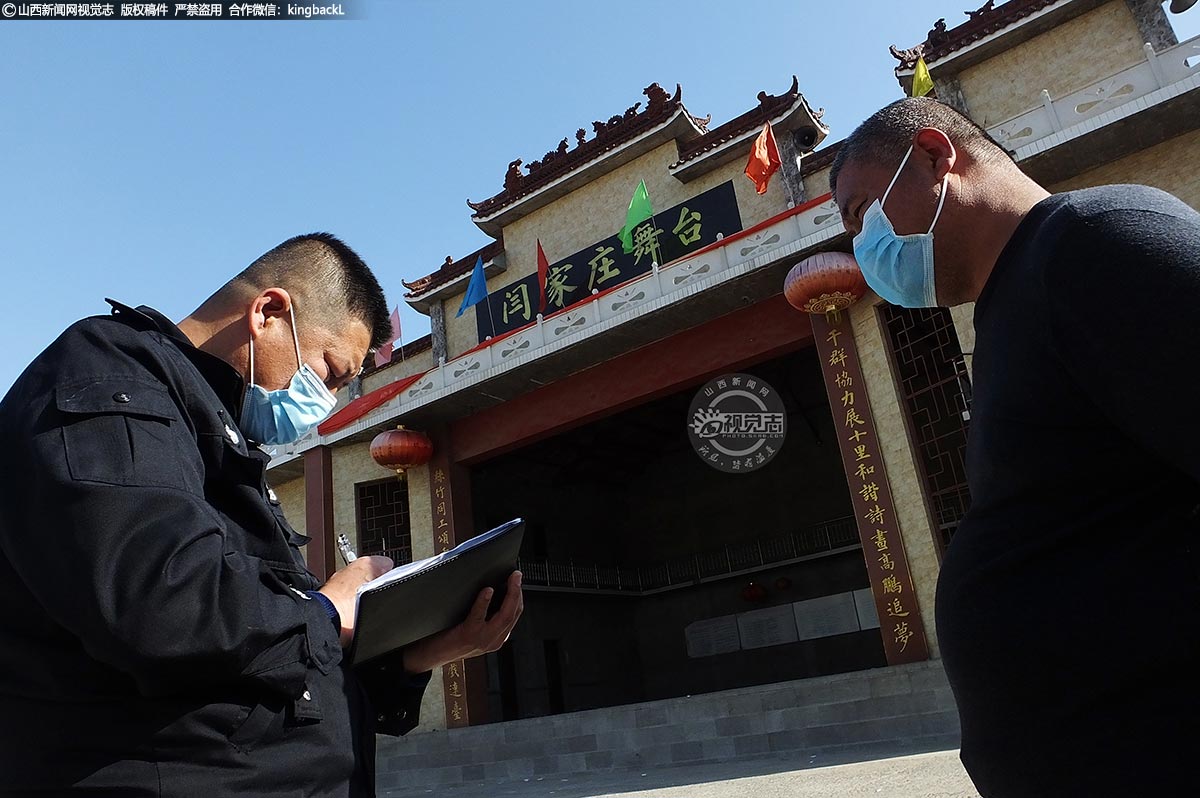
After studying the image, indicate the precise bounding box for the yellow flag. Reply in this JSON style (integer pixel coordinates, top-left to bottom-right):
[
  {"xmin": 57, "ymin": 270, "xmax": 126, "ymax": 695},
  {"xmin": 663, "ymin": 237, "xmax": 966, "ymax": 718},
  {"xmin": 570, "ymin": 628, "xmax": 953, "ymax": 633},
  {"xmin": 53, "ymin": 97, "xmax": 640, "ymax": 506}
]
[{"xmin": 912, "ymin": 56, "xmax": 934, "ymax": 98}]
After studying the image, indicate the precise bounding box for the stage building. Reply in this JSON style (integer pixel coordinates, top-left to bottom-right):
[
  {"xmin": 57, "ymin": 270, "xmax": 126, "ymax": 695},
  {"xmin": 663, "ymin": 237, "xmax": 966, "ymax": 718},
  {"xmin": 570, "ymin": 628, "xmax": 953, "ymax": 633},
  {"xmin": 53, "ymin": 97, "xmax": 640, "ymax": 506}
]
[{"xmin": 264, "ymin": 0, "xmax": 1200, "ymax": 784}]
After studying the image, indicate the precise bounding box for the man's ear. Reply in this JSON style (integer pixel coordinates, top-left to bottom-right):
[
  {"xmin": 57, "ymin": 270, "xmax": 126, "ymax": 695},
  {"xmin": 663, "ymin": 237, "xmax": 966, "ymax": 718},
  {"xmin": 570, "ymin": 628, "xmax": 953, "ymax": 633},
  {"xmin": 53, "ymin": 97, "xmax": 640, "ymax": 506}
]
[
  {"xmin": 912, "ymin": 127, "xmax": 957, "ymax": 181},
  {"xmin": 247, "ymin": 288, "xmax": 292, "ymax": 342}
]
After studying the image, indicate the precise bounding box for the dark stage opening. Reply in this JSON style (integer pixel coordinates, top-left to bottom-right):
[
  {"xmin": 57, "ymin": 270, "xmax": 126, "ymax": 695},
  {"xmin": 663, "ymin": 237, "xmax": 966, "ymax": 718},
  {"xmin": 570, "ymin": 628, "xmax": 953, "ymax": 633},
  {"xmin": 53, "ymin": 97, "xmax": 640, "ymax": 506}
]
[{"xmin": 470, "ymin": 346, "xmax": 884, "ymax": 723}]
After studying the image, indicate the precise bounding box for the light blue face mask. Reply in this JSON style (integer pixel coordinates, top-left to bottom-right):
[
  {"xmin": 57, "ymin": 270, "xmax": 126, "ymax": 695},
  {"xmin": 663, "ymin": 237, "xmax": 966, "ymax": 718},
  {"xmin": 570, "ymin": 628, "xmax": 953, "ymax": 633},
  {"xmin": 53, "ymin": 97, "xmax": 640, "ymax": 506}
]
[
  {"xmin": 852, "ymin": 145, "xmax": 949, "ymax": 308},
  {"xmin": 240, "ymin": 305, "xmax": 338, "ymax": 446}
]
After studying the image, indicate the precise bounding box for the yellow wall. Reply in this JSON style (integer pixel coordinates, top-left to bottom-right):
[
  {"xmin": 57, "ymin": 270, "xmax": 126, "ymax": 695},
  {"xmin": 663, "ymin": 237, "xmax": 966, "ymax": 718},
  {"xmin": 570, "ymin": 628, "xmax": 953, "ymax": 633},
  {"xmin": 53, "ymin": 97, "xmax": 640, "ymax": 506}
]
[
  {"xmin": 401, "ymin": 462, "xmax": 445, "ymax": 731},
  {"xmin": 948, "ymin": 303, "xmax": 977, "ymax": 380},
  {"xmin": 441, "ymin": 139, "xmax": 790, "ymax": 360},
  {"xmin": 849, "ymin": 294, "xmax": 943, "ymax": 657},
  {"xmin": 362, "ymin": 347, "xmax": 435, "ymax": 394},
  {"xmin": 1049, "ymin": 128, "xmax": 1200, "ymax": 209},
  {"xmin": 331, "ymin": 441, "xmax": 397, "ymax": 554},
  {"xmin": 958, "ymin": 0, "xmax": 1146, "ymax": 126},
  {"xmin": 406, "ymin": 463, "xmax": 435, "ymax": 562},
  {"xmin": 271, "ymin": 475, "xmax": 308, "ymax": 546},
  {"xmin": 803, "ymin": 165, "xmax": 834, "ymax": 202},
  {"xmin": 317, "ymin": 445, "xmax": 447, "ymax": 732}
]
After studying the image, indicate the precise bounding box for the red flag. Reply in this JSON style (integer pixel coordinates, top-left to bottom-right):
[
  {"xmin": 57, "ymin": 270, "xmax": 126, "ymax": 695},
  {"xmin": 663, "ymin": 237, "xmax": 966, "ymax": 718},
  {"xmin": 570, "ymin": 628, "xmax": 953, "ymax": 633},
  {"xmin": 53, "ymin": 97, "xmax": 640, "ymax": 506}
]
[
  {"xmin": 373, "ymin": 306, "xmax": 402, "ymax": 368},
  {"xmin": 536, "ymin": 239, "xmax": 550, "ymax": 314},
  {"xmin": 744, "ymin": 121, "xmax": 781, "ymax": 195}
]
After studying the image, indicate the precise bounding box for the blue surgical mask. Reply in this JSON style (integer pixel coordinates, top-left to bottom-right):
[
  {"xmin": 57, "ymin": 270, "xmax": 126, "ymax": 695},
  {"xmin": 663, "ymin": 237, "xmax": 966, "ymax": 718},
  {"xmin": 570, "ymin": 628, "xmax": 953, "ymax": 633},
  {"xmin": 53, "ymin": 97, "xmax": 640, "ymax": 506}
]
[
  {"xmin": 852, "ymin": 145, "xmax": 949, "ymax": 308},
  {"xmin": 240, "ymin": 305, "xmax": 338, "ymax": 446}
]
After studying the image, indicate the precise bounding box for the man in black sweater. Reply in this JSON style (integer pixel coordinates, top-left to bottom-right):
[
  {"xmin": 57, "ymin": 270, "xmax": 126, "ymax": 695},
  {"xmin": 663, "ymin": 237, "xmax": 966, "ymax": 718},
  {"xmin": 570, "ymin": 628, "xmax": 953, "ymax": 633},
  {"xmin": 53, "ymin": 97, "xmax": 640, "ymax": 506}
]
[{"xmin": 830, "ymin": 98, "xmax": 1200, "ymax": 796}]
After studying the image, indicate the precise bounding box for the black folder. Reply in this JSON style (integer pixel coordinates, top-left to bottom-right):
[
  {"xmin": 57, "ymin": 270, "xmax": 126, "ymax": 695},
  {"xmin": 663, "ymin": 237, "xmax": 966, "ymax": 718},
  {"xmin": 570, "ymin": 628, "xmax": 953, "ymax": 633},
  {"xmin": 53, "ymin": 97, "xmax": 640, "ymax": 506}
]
[{"xmin": 348, "ymin": 518, "xmax": 525, "ymax": 666}]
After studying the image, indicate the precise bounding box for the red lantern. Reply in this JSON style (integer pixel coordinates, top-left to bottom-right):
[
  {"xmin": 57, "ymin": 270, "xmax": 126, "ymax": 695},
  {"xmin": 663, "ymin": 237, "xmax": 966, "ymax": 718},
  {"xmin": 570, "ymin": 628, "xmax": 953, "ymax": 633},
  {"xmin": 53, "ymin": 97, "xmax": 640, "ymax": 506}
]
[
  {"xmin": 741, "ymin": 581, "xmax": 768, "ymax": 603},
  {"xmin": 774, "ymin": 576, "xmax": 792, "ymax": 592},
  {"xmin": 783, "ymin": 251, "xmax": 868, "ymax": 314},
  {"xmin": 370, "ymin": 426, "xmax": 433, "ymax": 475}
]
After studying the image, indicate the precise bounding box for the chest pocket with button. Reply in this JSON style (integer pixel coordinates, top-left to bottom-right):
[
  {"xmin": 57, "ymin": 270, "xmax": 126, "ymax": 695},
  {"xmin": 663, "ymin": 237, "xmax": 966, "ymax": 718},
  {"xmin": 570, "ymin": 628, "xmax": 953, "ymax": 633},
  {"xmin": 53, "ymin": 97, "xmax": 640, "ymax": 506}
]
[
  {"xmin": 195, "ymin": 430, "xmax": 316, "ymax": 588},
  {"xmin": 56, "ymin": 377, "xmax": 194, "ymax": 488}
]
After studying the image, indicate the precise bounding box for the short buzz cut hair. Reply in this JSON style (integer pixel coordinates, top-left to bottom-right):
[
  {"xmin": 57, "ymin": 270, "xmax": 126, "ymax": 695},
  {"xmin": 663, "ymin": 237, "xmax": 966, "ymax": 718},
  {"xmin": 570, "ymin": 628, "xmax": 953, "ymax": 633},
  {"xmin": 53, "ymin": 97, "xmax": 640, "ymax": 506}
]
[
  {"xmin": 220, "ymin": 232, "xmax": 392, "ymax": 351},
  {"xmin": 829, "ymin": 97, "xmax": 1013, "ymax": 198}
]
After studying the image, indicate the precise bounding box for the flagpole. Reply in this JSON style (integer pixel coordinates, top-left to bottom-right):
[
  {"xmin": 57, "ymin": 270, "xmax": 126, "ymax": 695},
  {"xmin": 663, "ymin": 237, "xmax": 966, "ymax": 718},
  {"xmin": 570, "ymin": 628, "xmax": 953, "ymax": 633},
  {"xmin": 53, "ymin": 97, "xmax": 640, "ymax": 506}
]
[
  {"xmin": 486, "ymin": 293, "xmax": 497, "ymax": 340},
  {"xmin": 643, "ymin": 182, "xmax": 662, "ymax": 267}
]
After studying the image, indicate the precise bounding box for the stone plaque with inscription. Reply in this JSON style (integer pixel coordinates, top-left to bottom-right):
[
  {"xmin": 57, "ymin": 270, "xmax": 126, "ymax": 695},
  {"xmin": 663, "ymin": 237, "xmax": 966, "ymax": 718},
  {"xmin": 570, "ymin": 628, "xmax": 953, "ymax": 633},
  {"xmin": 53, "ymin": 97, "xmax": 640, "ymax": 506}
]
[
  {"xmin": 737, "ymin": 605, "xmax": 799, "ymax": 650},
  {"xmin": 685, "ymin": 616, "xmax": 742, "ymax": 658}
]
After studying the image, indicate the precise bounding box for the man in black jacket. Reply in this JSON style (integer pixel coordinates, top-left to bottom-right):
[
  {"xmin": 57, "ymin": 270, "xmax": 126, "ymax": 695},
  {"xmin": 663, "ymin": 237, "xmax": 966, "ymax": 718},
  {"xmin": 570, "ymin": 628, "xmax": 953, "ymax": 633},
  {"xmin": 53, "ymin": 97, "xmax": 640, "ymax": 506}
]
[
  {"xmin": 830, "ymin": 98, "xmax": 1200, "ymax": 797},
  {"xmin": 0, "ymin": 233, "xmax": 523, "ymax": 796}
]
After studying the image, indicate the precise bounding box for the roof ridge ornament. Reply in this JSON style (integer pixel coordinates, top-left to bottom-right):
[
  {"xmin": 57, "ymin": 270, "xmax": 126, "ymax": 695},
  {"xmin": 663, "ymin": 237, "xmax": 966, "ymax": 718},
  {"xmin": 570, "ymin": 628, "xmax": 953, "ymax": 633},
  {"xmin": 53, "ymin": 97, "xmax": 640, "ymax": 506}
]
[
  {"xmin": 891, "ymin": 0, "xmax": 1062, "ymax": 72},
  {"xmin": 965, "ymin": 1, "xmax": 995, "ymax": 20},
  {"xmin": 890, "ymin": 43, "xmax": 928, "ymax": 69},
  {"xmin": 756, "ymin": 75, "xmax": 800, "ymax": 106},
  {"xmin": 467, "ymin": 81, "xmax": 690, "ymax": 216}
]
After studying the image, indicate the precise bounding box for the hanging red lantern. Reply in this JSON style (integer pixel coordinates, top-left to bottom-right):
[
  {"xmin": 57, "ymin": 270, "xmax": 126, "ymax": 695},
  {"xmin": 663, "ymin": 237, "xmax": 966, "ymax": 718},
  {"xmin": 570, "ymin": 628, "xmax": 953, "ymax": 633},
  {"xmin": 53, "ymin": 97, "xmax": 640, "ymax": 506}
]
[
  {"xmin": 783, "ymin": 251, "xmax": 868, "ymax": 314},
  {"xmin": 370, "ymin": 426, "xmax": 433, "ymax": 475},
  {"xmin": 741, "ymin": 581, "xmax": 768, "ymax": 603}
]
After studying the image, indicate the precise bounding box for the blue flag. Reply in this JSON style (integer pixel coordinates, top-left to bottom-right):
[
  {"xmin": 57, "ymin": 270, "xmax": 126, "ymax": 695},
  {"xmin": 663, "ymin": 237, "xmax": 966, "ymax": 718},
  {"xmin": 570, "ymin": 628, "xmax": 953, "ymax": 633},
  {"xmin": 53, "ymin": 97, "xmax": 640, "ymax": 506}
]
[{"xmin": 456, "ymin": 256, "xmax": 488, "ymax": 318}]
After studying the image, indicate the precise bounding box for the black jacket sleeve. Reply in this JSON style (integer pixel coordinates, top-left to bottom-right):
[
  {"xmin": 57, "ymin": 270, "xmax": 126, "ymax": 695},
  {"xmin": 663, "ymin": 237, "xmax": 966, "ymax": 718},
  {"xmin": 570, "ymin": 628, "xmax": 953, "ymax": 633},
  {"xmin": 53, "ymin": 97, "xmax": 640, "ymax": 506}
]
[{"xmin": 0, "ymin": 342, "xmax": 340, "ymax": 700}]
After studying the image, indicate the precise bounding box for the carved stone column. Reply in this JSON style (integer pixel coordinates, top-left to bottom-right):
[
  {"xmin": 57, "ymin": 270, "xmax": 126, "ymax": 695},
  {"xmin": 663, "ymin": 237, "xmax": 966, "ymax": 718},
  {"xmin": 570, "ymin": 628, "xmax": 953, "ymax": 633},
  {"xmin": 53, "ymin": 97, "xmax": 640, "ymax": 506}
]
[
  {"xmin": 1125, "ymin": 0, "xmax": 1178, "ymax": 51},
  {"xmin": 933, "ymin": 73, "xmax": 971, "ymax": 118},
  {"xmin": 430, "ymin": 301, "xmax": 448, "ymax": 364},
  {"xmin": 776, "ymin": 130, "xmax": 809, "ymax": 207}
]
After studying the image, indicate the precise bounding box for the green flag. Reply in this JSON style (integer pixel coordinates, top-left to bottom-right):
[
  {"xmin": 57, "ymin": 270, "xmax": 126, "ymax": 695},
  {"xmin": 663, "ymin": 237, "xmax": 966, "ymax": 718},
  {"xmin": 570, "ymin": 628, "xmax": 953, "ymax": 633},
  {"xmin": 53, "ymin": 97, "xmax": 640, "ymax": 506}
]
[{"xmin": 617, "ymin": 179, "xmax": 653, "ymax": 254}]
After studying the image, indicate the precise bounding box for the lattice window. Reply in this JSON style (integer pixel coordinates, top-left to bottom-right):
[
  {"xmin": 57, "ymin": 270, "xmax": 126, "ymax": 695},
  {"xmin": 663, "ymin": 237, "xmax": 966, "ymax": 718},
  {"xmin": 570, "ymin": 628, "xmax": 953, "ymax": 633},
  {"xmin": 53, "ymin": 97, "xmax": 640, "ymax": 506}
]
[
  {"xmin": 880, "ymin": 306, "xmax": 972, "ymax": 554},
  {"xmin": 355, "ymin": 478, "xmax": 413, "ymax": 565}
]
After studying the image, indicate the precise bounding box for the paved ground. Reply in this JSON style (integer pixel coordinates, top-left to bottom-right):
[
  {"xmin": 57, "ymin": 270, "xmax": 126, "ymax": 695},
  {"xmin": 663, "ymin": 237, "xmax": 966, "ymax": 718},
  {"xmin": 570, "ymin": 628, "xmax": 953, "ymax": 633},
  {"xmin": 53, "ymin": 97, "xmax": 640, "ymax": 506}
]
[{"xmin": 382, "ymin": 748, "xmax": 981, "ymax": 798}]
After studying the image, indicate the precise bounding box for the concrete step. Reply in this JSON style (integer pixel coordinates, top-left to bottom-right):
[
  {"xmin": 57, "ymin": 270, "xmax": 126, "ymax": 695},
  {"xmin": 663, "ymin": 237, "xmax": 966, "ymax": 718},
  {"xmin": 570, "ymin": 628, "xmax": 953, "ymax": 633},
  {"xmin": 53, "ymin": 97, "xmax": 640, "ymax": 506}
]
[{"xmin": 376, "ymin": 660, "xmax": 961, "ymax": 791}]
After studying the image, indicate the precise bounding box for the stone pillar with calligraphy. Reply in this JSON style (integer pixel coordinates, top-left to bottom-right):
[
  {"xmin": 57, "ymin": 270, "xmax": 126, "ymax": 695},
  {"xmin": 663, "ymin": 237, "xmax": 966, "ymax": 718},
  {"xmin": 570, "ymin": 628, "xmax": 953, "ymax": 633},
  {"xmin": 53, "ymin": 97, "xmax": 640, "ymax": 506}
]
[
  {"xmin": 427, "ymin": 427, "xmax": 488, "ymax": 727},
  {"xmin": 812, "ymin": 312, "xmax": 930, "ymax": 664}
]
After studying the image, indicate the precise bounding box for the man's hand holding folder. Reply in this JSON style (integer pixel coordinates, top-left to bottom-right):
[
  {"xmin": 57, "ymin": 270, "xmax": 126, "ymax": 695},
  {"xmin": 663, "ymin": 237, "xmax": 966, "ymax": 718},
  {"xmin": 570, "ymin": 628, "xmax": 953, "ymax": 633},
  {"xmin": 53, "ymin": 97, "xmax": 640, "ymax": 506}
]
[
  {"xmin": 320, "ymin": 558, "xmax": 524, "ymax": 673},
  {"xmin": 400, "ymin": 570, "xmax": 524, "ymax": 673}
]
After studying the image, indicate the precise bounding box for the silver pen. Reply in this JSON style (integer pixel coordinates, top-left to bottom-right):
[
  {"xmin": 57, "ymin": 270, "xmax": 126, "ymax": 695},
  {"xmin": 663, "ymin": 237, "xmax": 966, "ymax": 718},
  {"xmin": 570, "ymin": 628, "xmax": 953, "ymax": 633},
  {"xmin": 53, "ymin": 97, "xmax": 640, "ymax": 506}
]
[{"xmin": 336, "ymin": 533, "xmax": 358, "ymax": 564}]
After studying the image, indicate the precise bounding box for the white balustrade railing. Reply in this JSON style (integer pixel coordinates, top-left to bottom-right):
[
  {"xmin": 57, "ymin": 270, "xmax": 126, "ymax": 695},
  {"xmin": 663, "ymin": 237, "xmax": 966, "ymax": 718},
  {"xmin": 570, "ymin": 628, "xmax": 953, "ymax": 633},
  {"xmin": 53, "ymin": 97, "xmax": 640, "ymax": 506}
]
[{"xmin": 987, "ymin": 35, "xmax": 1200, "ymax": 154}]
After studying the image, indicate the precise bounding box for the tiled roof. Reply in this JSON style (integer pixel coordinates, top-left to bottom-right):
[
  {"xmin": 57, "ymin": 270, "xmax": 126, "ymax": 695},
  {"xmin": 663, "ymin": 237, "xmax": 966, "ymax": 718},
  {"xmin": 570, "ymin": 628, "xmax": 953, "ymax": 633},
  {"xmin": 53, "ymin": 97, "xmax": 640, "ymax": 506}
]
[
  {"xmin": 671, "ymin": 77, "xmax": 819, "ymax": 166},
  {"xmin": 890, "ymin": 0, "xmax": 1060, "ymax": 70},
  {"xmin": 401, "ymin": 238, "xmax": 505, "ymax": 298},
  {"xmin": 465, "ymin": 83, "xmax": 690, "ymax": 218}
]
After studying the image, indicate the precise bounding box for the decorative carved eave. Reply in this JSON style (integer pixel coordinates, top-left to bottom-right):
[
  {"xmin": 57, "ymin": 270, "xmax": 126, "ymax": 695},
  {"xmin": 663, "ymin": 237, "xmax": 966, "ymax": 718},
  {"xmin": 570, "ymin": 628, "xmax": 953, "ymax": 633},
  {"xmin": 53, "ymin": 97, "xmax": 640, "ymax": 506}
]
[
  {"xmin": 890, "ymin": 0, "xmax": 1104, "ymax": 79},
  {"xmin": 466, "ymin": 83, "xmax": 709, "ymax": 237},
  {"xmin": 402, "ymin": 238, "xmax": 506, "ymax": 314},
  {"xmin": 668, "ymin": 77, "xmax": 830, "ymax": 183}
]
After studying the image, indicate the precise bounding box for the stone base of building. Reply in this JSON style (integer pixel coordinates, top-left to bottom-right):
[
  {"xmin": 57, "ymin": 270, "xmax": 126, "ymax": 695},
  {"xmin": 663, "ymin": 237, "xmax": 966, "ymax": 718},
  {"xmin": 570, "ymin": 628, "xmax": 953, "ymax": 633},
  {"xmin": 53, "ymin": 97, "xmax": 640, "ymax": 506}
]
[{"xmin": 376, "ymin": 660, "xmax": 960, "ymax": 792}]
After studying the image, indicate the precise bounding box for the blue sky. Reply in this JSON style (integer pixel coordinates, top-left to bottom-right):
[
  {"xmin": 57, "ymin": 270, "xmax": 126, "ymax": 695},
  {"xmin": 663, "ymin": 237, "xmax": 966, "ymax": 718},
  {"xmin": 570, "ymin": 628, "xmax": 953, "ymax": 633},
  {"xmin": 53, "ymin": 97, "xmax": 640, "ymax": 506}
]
[{"xmin": 2, "ymin": 1, "xmax": 1197, "ymax": 394}]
